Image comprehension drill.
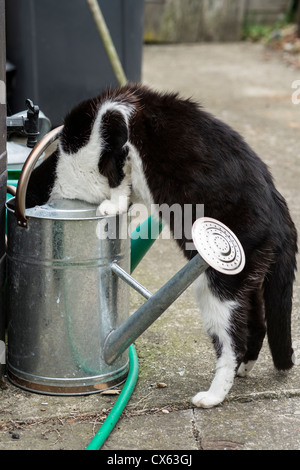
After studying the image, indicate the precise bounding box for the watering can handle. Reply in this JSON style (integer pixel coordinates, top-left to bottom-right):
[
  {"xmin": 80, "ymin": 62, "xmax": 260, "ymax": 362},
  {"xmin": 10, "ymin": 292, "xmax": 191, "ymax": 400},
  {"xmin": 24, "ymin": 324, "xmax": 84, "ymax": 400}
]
[
  {"xmin": 15, "ymin": 125, "xmax": 64, "ymax": 228},
  {"xmin": 7, "ymin": 185, "xmax": 17, "ymax": 197}
]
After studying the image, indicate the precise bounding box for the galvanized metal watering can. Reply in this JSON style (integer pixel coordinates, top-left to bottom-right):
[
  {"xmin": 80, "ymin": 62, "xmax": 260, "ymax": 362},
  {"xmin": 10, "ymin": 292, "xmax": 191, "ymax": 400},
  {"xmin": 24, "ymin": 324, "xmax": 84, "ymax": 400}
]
[{"xmin": 6, "ymin": 127, "xmax": 245, "ymax": 395}]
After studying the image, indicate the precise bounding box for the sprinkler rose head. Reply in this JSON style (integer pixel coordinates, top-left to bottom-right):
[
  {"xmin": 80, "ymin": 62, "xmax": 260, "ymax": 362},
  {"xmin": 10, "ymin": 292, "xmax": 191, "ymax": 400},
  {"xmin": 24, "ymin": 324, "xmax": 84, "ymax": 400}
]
[{"xmin": 192, "ymin": 217, "xmax": 245, "ymax": 275}]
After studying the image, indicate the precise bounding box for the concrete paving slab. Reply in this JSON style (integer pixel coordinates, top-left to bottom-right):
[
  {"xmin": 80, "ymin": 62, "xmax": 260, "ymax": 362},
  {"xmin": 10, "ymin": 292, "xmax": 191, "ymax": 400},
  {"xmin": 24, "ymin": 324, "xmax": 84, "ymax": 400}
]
[
  {"xmin": 192, "ymin": 397, "xmax": 300, "ymax": 450},
  {"xmin": 102, "ymin": 396, "xmax": 300, "ymax": 451},
  {"xmin": 0, "ymin": 42, "xmax": 299, "ymax": 452}
]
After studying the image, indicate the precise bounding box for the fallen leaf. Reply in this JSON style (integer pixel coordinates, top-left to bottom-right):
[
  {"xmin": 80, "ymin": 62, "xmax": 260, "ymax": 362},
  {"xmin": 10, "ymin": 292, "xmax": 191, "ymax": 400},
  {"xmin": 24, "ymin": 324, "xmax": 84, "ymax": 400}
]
[
  {"xmin": 156, "ymin": 382, "xmax": 167, "ymax": 388},
  {"xmin": 100, "ymin": 389, "xmax": 121, "ymax": 395}
]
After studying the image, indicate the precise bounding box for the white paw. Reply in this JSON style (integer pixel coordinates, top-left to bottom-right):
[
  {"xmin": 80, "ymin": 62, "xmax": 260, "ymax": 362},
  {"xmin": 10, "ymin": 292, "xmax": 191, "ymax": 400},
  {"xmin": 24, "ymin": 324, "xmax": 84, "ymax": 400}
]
[
  {"xmin": 237, "ymin": 360, "xmax": 256, "ymax": 377},
  {"xmin": 97, "ymin": 200, "xmax": 120, "ymax": 216},
  {"xmin": 192, "ymin": 391, "xmax": 224, "ymax": 409}
]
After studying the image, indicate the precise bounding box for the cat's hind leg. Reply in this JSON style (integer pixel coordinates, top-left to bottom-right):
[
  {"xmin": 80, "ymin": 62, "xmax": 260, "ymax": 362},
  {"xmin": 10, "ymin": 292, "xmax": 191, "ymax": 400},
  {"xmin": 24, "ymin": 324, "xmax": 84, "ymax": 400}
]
[
  {"xmin": 237, "ymin": 286, "xmax": 266, "ymax": 377},
  {"xmin": 192, "ymin": 272, "xmax": 246, "ymax": 408}
]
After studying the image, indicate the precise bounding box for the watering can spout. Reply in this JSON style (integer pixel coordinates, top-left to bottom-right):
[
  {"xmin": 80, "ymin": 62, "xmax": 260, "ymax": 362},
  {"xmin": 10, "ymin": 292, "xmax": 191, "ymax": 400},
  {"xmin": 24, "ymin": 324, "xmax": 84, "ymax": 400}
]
[
  {"xmin": 104, "ymin": 218, "xmax": 246, "ymax": 366},
  {"xmin": 104, "ymin": 253, "xmax": 209, "ymax": 365}
]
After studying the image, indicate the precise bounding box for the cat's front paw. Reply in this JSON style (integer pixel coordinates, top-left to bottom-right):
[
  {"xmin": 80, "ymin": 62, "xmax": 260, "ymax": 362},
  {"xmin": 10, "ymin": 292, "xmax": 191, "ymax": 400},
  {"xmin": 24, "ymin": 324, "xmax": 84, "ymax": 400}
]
[
  {"xmin": 97, "ymin": 200, "xmax": 120, "ymax": 216},
  {"xmin": 97, "ymin": 197, "xmax": 129, "ymax": 216},
  {"xmin": 192, "ymin": 391, "xmax": 223, "ymax": 409}
]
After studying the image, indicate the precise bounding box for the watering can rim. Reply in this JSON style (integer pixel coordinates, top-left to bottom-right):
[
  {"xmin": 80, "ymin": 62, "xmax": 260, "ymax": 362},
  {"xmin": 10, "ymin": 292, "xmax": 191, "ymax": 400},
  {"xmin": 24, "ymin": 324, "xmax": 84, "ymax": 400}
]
[{"xmin": 6, "ymin": 196, "xmax": 130, "ymax": 222}]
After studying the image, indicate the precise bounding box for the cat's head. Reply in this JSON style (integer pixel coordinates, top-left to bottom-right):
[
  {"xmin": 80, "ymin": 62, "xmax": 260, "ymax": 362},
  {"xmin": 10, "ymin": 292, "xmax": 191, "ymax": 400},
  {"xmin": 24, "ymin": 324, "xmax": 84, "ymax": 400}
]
[{"xmin": 26, "ymin": 85, "xmax": 140, "ymax": 209}]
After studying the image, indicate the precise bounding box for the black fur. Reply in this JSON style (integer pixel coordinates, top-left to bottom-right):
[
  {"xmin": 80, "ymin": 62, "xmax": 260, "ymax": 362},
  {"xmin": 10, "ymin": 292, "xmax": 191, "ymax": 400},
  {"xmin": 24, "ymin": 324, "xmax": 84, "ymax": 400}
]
[
  {"xmin": 98, "ymin": 110, "xmax": 129, "ymax": 188},
  {"xmin": 124, "ymin": 84, "xmax": 298, "ymax": 371},
  {"xmin": 61, "ymin": 97, "xmax": 100, "ymax": 154}
]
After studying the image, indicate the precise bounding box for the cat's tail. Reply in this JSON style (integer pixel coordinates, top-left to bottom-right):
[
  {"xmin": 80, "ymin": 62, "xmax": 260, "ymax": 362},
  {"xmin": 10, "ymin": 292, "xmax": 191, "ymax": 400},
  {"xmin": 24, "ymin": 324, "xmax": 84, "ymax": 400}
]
[{"xmin": 263, "ymin": 196, "xmax": 298, "ymax": 370}]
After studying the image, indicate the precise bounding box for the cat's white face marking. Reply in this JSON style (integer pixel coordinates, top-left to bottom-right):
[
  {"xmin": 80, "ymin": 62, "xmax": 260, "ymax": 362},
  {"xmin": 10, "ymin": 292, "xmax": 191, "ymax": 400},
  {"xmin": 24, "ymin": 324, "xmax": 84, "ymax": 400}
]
[{"xmin": 49, "ymin": 136, "xmax": 109, "ymax": 205}]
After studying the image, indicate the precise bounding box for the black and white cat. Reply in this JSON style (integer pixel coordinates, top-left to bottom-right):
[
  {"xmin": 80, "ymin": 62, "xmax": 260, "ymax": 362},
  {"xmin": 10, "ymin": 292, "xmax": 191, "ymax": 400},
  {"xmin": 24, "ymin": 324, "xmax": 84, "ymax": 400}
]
[{"xmin": 27, "ymin": 83, "xmax": 298, "ymax": 408}]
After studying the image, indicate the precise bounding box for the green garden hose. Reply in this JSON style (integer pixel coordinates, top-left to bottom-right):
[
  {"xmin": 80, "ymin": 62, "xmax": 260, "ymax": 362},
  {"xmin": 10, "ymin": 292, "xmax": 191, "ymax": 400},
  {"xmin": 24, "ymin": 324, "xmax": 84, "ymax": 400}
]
[{"xmin": 85, "ymin": 344, "xmax": 139, "ymax": 450}]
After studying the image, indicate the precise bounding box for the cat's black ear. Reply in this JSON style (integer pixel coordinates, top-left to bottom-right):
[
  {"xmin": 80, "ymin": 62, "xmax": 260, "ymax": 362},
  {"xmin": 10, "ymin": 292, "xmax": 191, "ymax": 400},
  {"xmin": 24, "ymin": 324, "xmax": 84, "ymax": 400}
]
[{"xmin": 98, "ymin": 109, "xmax": 129, "ymax": 188}]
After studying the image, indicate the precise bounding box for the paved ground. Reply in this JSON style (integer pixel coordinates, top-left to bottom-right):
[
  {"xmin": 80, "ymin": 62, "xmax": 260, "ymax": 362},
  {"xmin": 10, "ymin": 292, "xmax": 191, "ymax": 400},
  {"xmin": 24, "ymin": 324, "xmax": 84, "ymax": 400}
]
[{"xmin": 0, "ymin": 42, "xmax": 300, "ymax": 452}]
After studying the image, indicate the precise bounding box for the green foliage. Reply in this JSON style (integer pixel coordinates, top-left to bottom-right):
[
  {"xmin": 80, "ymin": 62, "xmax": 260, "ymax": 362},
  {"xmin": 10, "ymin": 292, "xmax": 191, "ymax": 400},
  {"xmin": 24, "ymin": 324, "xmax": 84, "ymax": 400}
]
[{"xmin": 242, "ymin": 21, "xmax": 288, "ymax": 43}]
